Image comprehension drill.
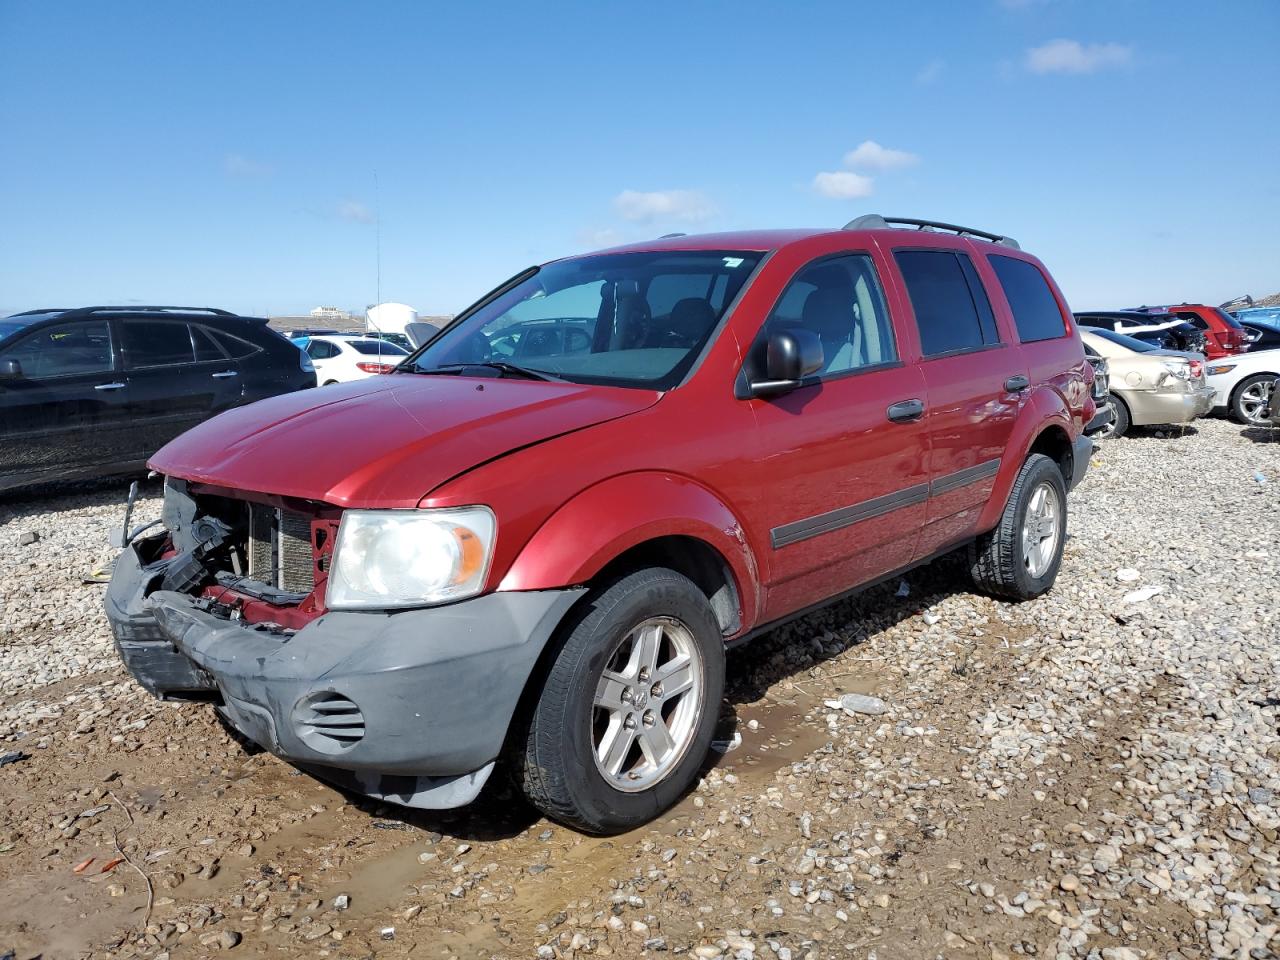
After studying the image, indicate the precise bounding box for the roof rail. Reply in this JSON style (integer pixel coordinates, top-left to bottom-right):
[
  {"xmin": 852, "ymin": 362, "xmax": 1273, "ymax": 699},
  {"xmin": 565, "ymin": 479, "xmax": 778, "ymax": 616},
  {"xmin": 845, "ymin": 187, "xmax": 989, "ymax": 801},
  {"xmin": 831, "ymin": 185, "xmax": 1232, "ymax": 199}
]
[
  {"xmin": 57, "ymin": 305, "xmax": 238, "ymax": 318},
  {"xmin": 9, "ymin": 307, "xmax": 72, "ymax": 316},
  {"xmin": 657, "ymin": 232, "xmax": 687, "ymax": 239},
  {"xmin": 843, "ymin": 214, "xmax": 1020, "ymax": 250}
]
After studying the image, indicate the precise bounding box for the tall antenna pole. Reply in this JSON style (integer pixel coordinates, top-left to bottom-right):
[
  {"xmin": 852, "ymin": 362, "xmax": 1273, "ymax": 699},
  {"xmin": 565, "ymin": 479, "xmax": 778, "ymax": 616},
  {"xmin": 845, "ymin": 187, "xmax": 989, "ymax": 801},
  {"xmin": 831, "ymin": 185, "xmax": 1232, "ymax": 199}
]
[{"xmin": 374, "ymin": 170, "xmax": 382, "ymax": 315}]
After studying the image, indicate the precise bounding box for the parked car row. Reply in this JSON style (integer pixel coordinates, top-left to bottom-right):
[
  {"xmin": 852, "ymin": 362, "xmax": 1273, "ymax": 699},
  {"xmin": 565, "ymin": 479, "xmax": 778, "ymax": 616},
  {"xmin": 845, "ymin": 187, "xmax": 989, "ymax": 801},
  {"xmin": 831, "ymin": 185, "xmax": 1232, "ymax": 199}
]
[{"xmin": 1072, "ymin": 299, "xmax": 1280, "ymax": 437}]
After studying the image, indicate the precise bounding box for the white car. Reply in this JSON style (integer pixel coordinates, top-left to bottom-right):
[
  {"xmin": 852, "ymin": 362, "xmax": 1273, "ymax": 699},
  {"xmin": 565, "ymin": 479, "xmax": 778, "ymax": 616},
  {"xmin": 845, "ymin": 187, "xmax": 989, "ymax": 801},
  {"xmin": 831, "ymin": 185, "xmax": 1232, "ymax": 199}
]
[
  {"xmin": 298, "ymin": 335, "xmax": 409, "ymax": 385},
  {"xmin": 1204, "ymin": 347, "xmax": 1280, "ymax": 424}
]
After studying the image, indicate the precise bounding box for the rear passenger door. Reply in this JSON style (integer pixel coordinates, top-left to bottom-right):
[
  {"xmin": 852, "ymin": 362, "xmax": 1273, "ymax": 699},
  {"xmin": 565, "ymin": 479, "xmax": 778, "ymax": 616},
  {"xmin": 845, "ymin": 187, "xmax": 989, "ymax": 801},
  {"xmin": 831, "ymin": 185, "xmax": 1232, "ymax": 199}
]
[
  {"xmin": 743, "ymin": 252, "xmax": 930, "ymax": 620},
  {"xmin": 890, "ymin": 247, "xmax": 1027, "ymax": 558},
  {"xmin": 118, "ymin": 319, "xmax": 228, "ymax": 457}
]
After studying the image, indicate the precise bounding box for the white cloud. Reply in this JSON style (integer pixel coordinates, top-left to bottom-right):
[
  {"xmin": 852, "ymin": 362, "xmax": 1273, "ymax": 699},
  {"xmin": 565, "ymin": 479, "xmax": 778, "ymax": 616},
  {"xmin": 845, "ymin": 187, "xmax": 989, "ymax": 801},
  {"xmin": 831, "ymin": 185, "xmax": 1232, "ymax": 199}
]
[
  {"xmin": 613, "ymin": 189, "xmax": 715, "ymax": 223},
  {"xmin": 337, "ymin": 200, "xmax": 375, "ymax": 224},
  {"xmin": 812, "ymin": 171, "xmax": 874, "ymax": 200},
  {"xmin": 1025, "ymin": 39, "xmax": 1132, "ymax": 74},
  {"xmin": 578, "ymin": 226, "xmax": 624, "ymax": 249},
  {"xmin": 843, "ymin": 140, "xmax": 920, "ymax": 172},
  {"xmin": 915, "ymin": 60, "xmax": 944, "ymax": 85},
  {"xmin": 224, "ymin": 153, "xmax": 271, "ymax": 177}
]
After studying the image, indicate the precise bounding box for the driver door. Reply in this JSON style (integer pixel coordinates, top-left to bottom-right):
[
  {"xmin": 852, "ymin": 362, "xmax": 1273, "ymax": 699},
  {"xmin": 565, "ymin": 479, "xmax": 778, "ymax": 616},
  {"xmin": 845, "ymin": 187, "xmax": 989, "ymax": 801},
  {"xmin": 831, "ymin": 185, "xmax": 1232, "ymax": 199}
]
[{"xmin": 0, "ymin": 319, "xmax": 133, "ymax": 485}]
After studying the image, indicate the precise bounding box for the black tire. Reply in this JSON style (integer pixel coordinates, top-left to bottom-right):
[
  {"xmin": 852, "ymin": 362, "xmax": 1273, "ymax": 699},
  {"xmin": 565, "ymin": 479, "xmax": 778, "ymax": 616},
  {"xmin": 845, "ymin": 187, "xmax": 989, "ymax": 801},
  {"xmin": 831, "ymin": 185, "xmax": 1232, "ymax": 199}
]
[
  {"xmin": 510, "ymin": 568, "xmax": 725, "ymax": 834},
  {"xmin": 1230, "ymin": 374, "xmax": 1277, "ymax": 425},
  {"xmin": 1102, "ymin": 395, "xmax": 1130, "ymax": 439},
  {"xmin": 969, "ymin": 453, "xmax": 1067, "ymax": 601},
  {"xmin": 323, "ymin": 379, "xmax": 338, "ymax": 386}
]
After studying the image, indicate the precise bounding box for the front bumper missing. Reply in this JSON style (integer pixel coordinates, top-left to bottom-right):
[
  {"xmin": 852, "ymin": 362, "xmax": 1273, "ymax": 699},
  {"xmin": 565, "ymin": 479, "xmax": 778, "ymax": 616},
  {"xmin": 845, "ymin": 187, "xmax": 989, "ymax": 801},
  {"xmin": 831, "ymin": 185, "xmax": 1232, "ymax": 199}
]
[{"xmin": 105, "ymin": 537, "xmax": 586, "ymax": 809}]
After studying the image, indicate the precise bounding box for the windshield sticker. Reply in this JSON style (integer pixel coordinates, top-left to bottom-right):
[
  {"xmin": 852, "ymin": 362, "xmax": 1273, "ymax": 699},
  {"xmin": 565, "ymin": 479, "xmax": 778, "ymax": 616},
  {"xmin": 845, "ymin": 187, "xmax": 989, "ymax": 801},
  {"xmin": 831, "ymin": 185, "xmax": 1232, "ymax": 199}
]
[{"xmin": 723, "ymin": 257, "xmax": 745, "ymax": 268}]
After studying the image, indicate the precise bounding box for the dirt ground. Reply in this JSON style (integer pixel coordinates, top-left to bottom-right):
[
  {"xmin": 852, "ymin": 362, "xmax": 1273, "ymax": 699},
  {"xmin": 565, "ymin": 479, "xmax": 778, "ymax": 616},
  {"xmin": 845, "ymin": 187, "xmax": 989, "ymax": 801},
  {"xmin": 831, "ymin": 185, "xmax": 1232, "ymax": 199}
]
[{"xmin": 1, "ymin": 418, "xmax": 1277, "ymax": 960}]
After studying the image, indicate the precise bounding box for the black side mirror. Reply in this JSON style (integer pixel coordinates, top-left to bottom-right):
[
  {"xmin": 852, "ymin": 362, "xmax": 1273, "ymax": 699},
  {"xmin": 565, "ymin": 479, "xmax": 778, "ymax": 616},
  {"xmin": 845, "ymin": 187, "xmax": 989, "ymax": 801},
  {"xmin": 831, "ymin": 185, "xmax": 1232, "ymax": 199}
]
[
  {"xmin": 748, "ymin": 329, "xmax": 824, "ymax": 398},
  {"xmin": 0, "ymin": 358, "xmax": 23, "ymax": 381}
]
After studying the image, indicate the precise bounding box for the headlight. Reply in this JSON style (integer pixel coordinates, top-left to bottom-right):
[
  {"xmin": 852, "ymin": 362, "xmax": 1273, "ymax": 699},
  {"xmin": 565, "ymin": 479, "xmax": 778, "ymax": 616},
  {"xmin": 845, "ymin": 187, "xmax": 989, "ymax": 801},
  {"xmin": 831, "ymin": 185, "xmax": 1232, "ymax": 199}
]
[
  {"xmin": 1205, "ymin": 363, "xmax": 1236, "ymax": 376},
  {"xmin": 326, "ymin": 507, "xmax": 496, "ymax": 609}
]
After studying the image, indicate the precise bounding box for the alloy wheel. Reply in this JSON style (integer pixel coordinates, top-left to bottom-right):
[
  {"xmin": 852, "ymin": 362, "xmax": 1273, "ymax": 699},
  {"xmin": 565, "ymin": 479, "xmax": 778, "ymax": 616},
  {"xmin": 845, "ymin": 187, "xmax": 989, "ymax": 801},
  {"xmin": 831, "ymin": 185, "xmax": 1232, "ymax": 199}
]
[
  {"xmin": 592, "ymin": 616, "xmax": 704, "ymax": 792},
  {"xmin": 1239, "ymin": 379, "xmax": 1275, "ymax": 425},
  {"xmin": 1021, "ymin": 481, "xmax": 1061, "ymax": 579}
]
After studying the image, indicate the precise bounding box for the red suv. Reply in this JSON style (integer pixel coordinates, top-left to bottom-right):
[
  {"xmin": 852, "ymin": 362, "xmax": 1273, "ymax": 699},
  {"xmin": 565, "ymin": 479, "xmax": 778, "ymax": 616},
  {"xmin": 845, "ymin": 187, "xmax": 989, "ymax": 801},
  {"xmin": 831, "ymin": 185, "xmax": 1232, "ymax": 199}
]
[
  {"xmin": 1134, "ymin": 303, "xmax": 1252, "ymax": 358},
  {"xmin": 106, "ymin": 215, "xmax": 1094, "ymax": 833}
]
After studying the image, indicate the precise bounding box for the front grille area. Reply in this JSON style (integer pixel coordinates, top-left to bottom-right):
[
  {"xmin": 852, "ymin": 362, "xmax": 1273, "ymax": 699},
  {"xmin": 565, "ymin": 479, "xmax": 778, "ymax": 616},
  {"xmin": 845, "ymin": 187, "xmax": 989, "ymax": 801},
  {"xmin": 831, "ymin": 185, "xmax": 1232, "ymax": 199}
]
[{"xmin": 246, "ymin": 503, "xmax": 316, "ymax": 593}]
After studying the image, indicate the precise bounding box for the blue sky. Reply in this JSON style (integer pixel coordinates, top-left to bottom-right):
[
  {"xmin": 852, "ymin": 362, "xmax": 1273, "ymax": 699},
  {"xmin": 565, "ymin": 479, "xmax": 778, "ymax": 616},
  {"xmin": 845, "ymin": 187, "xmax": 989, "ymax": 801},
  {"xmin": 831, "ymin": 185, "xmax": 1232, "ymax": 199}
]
[{"xmin": 1, "ymin": 1, "xmax": 1277, "ymax": 318}]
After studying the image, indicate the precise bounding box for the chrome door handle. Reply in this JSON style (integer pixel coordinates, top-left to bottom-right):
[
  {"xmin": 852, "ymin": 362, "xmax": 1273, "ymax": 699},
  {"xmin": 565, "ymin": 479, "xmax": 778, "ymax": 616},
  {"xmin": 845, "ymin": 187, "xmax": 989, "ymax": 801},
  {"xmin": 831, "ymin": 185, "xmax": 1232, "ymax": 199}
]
[
  {"xmin": 211, "ymin": 370, "xmax": 239, "ymax": 379},
  {"xmin": 94, "ymin": 382, "xmax": 126, "ymax": 391},
  {"xmin": 1004, "ymin": 375, "xmax": 1030, "ymax": 392},
  {"xmin": 886, "ymin": 398, "xmax": 925, "ymax": 423}
]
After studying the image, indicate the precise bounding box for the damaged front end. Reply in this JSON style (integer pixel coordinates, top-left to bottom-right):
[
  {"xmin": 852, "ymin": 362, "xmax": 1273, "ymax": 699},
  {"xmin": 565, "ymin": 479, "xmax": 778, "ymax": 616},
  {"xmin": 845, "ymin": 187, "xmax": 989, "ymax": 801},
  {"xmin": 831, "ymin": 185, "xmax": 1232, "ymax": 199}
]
[
  {"xmin": 108, "ymin": 478, "xmax": 338, "ymax": 700},
  {"xmin": 104, "ymin": 477, "xmax": 584, "ymax": 810}
]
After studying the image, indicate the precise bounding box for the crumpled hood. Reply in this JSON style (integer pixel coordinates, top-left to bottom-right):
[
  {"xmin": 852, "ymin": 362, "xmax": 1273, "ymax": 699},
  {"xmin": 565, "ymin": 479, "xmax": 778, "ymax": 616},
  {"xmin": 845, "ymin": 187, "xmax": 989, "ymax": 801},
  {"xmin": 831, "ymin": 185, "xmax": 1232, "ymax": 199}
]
[{"xmin": 150, "ymin": 374, "xmax": 661, "ymax": 507}]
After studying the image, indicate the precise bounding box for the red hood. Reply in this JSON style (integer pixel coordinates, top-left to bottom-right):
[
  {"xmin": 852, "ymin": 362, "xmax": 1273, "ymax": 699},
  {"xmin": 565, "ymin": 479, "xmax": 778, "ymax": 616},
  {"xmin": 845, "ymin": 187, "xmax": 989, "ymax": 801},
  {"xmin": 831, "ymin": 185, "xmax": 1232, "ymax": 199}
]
[{"xmin": 150, "ymin": 374, "xmax": 661, "ymax": 507}]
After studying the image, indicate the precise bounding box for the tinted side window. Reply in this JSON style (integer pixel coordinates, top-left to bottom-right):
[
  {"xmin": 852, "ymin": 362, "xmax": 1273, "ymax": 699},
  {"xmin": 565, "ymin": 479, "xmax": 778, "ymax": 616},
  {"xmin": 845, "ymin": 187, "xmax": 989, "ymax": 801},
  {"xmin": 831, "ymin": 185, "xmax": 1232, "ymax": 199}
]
[
  {"xmin": 211, "ymin": 329, "xmax": 263, "ymax": 359},
  {"xmin": 895, "ymin": 250, "xmax": 1000, "ymax": 357},
  {"xmin": 121, "ymin": 320, "xmax": 195, "ymax": 369},
  {"xmin": 761, "ymin": 254, "xmax": 897, "ymax": 376},
  {"xmin": 192, "ymin": 326, "xmax": 228, "ymax": 361},
  {"xmin": 990, "ymin": 256, "xmax": 1067, "ymax": 343},
  {"xmin": 1, "ymin": 321, "xmax": 113, "ymax": 378}
]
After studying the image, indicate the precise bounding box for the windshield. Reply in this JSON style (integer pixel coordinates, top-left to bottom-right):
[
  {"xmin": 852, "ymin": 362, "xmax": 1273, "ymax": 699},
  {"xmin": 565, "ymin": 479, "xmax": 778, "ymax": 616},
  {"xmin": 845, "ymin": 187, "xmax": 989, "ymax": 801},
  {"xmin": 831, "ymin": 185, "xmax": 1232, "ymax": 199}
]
[
  {"xmin": 1089, "ymin": 328, "xmax": 1157, "ymax": 352},
  {"xmin": 0, "ymin": 312, "xmax": 63, "ymax": 341},
  {"xmin": 348, "ymin": 339, "xmax": 408, "ymax": 356},
  {"xmin": 405, "ymin": 250, "xmax": 763, "ymax": 389}
]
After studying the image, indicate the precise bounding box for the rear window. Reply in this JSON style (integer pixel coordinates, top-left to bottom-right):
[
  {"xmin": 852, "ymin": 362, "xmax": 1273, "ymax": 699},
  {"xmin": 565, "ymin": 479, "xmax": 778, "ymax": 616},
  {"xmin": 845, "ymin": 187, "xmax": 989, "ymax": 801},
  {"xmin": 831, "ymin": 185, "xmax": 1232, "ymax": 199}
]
[
  {"xmin": 348, "ymin": 340, "xmax": 408, "ymax": 356},
  {"xmin": 121, "ymin": 320, "xmax": 194, "ymax": 368},
  {"xmin": 989, "ymin": 256, "xmax": 1067, "ymax": 343},
  {"xmin": 894, "ymin": 250, "xmax": 1000, "ymax": 357},
  {"xmin": 1212, "ymin": 308, "xmax": 1243, "ymax": 330}
]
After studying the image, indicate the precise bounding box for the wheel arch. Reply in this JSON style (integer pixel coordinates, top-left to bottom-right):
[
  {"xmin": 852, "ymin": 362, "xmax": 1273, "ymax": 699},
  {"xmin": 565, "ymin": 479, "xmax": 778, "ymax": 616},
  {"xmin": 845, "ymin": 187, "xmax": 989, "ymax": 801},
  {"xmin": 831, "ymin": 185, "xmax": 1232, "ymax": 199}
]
[
  {"xmin": 498, "ymin": 471, "xmax": 762, "ymax": 638},
  {"xmin": 978, "ymin": 391, "xmax": 1077, "ymax": 531}
]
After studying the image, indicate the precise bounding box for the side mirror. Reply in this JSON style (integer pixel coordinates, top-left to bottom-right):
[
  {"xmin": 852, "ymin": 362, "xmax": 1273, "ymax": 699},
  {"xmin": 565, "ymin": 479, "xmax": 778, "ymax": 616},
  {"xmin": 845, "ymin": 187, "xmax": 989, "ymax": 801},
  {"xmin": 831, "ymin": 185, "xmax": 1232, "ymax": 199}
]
[
  {"xmin": 0, "ymin": 358, "xmax": 23, "ymax": 381},
  {"xmin": 748, "ymin": 329, "xmax": 824, "ymax": 398}
]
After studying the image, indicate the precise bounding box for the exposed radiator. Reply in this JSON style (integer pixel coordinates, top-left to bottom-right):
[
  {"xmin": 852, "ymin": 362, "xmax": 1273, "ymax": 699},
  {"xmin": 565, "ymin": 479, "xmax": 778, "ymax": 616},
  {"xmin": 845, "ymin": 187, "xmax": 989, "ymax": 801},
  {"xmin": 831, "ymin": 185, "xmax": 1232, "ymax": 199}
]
[{"xmin": 246, "ymin": 503, "xmax": 315, "ymax": 593}]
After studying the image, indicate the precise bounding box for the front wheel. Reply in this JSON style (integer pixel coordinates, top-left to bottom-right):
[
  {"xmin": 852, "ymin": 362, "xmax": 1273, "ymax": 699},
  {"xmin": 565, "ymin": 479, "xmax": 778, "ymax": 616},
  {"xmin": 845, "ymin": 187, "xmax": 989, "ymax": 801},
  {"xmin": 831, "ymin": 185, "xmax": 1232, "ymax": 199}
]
[
  {"xmin": 1232, "ymin": 374, "xmax": 1276, "ymax": 425},
  {"xmin": 969, "ymin": 453, "xmax": 1067, "ymax": 601},
  {"xmin": 511, "ymin": 568, "xmax": 725, "ymax": 834}
]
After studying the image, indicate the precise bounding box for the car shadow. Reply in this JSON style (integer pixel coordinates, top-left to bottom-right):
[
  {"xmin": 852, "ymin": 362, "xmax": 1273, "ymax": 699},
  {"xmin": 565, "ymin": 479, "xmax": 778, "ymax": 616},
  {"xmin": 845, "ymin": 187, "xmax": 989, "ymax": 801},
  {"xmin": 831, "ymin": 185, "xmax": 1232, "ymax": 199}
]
[
  {"xmin": 314, "ymin": 549, "xmax": 973, "ymax": 840},
  {"xmin": 1240, "ymin": 426, "xmax": 1279, "ymax": 443},
  {"xmin": 1125, "ymin": 424, "xmax": 1201, "ymax": 439},
  {"xmin": 0, "ymin": 472, "xmax": 157, "ymax": 517}
]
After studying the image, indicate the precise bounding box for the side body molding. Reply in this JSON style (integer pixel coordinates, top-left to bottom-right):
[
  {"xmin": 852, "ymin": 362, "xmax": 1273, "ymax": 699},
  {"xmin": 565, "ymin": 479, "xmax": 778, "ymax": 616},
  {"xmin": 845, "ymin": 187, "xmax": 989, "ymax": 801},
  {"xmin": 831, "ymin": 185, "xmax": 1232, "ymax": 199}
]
[{"xmin": 499, "ymin": 472, "xmax": 762, "ymax": 631}]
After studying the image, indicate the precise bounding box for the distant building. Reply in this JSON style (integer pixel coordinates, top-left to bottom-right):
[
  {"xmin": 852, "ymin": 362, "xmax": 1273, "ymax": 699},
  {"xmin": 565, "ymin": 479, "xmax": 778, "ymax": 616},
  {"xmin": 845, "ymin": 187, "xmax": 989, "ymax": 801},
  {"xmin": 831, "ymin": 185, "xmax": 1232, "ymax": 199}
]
[{"xmin": 310, "ymin": 305, "xmax": 352, "ymax": 322}]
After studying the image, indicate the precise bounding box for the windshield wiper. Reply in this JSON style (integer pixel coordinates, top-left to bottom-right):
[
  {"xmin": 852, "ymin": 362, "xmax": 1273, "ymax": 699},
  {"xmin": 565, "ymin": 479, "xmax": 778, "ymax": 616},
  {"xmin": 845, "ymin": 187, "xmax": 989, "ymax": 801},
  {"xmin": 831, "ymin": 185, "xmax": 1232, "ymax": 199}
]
[{"xmin": 411, "ymin": 361, "xmax": 565, "ymax": 382}]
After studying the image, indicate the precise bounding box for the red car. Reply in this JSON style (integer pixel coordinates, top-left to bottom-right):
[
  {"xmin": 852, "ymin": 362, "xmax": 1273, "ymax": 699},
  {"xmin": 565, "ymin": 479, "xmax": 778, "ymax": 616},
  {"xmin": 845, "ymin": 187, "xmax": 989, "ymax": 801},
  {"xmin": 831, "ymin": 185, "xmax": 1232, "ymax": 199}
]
[
  {"xmin": 106, "ymin": 215, "xmax": 1094, "ymax": 833},
  {"xmin": 1134, "ymin": 303, "xmax": 1252, "ymax": 358}
]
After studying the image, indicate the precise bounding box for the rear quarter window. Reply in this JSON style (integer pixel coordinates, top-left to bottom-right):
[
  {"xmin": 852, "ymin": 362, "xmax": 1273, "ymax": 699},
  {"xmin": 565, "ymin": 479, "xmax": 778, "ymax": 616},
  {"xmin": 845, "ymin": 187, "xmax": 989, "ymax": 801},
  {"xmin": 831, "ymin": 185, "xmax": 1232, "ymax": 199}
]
[{"xmin": 989, "ymin": 256, "xmax": 1067, "ymax": 343}]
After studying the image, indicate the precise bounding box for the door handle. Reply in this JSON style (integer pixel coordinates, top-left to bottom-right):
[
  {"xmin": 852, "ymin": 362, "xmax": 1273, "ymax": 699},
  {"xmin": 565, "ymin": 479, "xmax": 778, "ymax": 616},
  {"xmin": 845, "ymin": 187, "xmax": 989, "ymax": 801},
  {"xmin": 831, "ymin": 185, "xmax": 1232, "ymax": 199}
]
[
  {"xmin": 1004, "ymin": 375, "xmax": 1030, "ymax": 392},
  {"xmin": 211, "ymin": 370, "xmax": 239, "ymax": 379},
  {"xmin": 886, "ymin": 398, "xmax": 925, "ymax": 423},
  {"xmin": 94, "ymin": 382, "xmax": 126, "ymax": 391}
]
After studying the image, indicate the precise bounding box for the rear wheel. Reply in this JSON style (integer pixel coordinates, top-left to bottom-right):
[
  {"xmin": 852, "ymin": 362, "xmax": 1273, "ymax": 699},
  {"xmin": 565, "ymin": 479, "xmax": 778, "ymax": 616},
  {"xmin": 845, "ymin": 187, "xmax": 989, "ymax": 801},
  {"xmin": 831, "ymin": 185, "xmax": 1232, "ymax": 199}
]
[
  {"xmin": 1231, "ymin": 374, "xmax": 1276, "ymax": 425},
  {"xmin": 969, "ymin": 453, "xmax": 1067, "ymax": 601},
  {"xmin": 1098, "ymin": 395, "xmax": 1130, "ymax": 439},
  {"xmin": 511, "ymin": 568, "xmax": 725, "ymax": 834}
]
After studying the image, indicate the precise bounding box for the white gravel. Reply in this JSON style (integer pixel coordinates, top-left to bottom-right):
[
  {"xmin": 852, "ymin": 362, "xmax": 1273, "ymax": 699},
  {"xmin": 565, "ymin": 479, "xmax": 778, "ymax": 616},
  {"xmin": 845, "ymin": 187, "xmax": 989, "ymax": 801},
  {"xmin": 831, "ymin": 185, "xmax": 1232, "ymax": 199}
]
[{"xmin": 0, "ymin": 417, "xmax": 1277, "ymax": 959}]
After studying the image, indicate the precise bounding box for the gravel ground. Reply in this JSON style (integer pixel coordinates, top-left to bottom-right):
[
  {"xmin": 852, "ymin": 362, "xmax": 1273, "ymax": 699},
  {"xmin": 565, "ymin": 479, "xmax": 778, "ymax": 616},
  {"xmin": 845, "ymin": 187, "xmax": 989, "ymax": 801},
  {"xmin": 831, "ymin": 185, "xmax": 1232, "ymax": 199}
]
[{"xmin": 0, "ymin": 417, "xmax": 1277, "ymax": 960}]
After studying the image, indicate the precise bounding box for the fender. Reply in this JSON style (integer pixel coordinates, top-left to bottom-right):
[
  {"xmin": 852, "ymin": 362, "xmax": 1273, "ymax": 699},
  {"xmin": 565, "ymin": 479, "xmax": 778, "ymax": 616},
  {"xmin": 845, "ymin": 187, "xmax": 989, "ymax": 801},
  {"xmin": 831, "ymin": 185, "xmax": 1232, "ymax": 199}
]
[
  {"xmin": 977, "ymin": 386, "xmax": 1075, "ymax": 531},
  {"xmin": 498, "ymin": 472, "xmax": 762, "ymax": 628}
]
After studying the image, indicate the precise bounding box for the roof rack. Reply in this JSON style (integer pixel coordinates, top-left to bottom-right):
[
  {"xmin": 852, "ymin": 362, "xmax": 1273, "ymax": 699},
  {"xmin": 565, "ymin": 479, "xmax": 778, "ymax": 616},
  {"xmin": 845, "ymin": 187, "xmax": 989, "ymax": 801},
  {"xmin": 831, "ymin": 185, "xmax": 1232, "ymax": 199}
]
[
  {"xmin": 843, "ymin": 214, "xmax": 1020, "ymax": 250},
  {"xmin": 657, "ymin": 232, "xmax": 687, "ymax": 239},
  {"xmin": 56, "ymin": 305, "xmax": 237, "ymax": 318}
]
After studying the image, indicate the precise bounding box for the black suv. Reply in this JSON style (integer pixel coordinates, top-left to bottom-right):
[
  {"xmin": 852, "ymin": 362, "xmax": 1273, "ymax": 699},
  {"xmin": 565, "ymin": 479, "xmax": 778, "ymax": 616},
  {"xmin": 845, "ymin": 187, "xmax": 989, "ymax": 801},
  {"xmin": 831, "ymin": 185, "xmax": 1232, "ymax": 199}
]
[
  {"xmin": 0, "ymin": 306, "xmax": 316, "ymax": 493},
  {"xmin": 1073, "ymin": 310, "xmax": 1208, "ymax": 355}
]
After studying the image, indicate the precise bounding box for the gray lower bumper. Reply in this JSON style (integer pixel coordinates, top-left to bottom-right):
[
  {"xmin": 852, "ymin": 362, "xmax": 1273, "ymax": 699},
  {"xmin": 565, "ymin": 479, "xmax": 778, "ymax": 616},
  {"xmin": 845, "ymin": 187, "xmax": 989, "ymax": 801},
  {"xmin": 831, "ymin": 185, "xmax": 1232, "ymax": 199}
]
[
  {"xmin": 105, "ymin": 539, "xmax": 586, "ymax": 808},
  {"xmin": 1069, "ymin": 434, "xmax": 1092, "ymax": 491}
]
